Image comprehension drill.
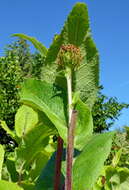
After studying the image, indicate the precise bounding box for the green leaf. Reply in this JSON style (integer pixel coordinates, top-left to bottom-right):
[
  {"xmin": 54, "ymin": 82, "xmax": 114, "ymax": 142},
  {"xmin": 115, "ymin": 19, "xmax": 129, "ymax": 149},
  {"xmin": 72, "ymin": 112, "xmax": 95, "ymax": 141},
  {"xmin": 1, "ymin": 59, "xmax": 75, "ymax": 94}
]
[
  {"xmin": 104, "ymin": 166, "xmax": 129, "ymax": 190},
  {"xmin": 35, "ymin": 152, "xmax": 64, "ymax": 190},
  {"xmin": 116, "ymin": 167, "xmax": 129, "ymax": 190},
  {"xmin": 75, "ymin": 36, "xmax": 99, "ymax": 108},
  {"xmin": 20, "ymin": 79, "xmax": 67, "ymax": 142},
  {"xmin": 45, "ymin": 34, "xmax": 64, "ymax": 65},
  {"xmin": 112, "ymin": 148, "xmax": 122, "ymax": 167},
  {"xmin": 64, "ymin": 3, "xmax": 89, "ymax": 46},
  {"xmin": 29, "ymin": 151, "xmax": 50, "ymax": 181},
  {"xmin": 12, "ymin": 33, "xmax": 47, "ymax": 56},
  {"xmin": 6, "ymin": 158, "xmax": 18, "ymax": 182},
  {"xmin": 15, "ymin": 121, "xmax": 55, "ymax": 170},
  {"xmin": 44, "ymin": 3, "xmax": 90, "ymax": 66},
  {"xmin": 15, "ymin": 105, "xmax": 39, "ymax": 137},
  {"xmin": 0, "ymin": 145, "xmax": 4, "ymax": 180},
  {"xmin": 0, "ymin": 180, "xmax": 23, "ymax": 190},
  {"xmin": 45, "ymin": 4, "xmax": 99, "ymax": 108},
  {"xmin": 20, "ymin": 182, "xmax": 36, "ymax": 190},
  {"xmin": 74, "ymin": 99, "xmax": 93, "ymax": 150},
  {"xmin": 20, "ymin": 79, "xmax": 93, "ymax": 149},
  {"xmin": 73, "ymin": 132, "xmax": 115, "ymax": 190},
  {"xmin": 0, "ymin": 120, "xmax": 16, "ymax": 141}
]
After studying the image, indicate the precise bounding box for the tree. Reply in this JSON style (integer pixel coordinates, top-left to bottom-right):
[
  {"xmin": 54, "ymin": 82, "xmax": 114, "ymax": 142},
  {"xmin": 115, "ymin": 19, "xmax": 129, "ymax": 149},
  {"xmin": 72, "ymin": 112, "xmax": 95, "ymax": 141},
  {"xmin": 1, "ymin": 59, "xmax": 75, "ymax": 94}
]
[
  {"xmin": 0, "ymin": 39, "xmax": 45, "ymax": 148},
  {"xmin": 92, "ymin": 86, "xmax": 129, "ymax": 133}
]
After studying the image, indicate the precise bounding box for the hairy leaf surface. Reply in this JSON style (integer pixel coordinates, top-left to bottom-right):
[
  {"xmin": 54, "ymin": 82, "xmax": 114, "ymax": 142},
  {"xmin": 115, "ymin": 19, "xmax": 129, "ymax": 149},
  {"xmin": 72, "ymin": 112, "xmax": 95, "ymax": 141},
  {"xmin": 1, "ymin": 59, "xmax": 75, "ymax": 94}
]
[{"xmin": 75, "ymin": 37, "xmax": 99, "ymax": 108}]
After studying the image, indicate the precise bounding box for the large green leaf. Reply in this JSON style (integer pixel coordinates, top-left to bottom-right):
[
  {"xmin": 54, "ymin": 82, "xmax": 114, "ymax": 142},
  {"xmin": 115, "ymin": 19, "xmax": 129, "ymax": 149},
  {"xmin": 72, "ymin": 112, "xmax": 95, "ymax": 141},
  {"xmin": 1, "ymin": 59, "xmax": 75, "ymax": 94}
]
[
  {"xmin": 0, "ymin": 145, "xmax": 4, "ymax": 180},
  {"xmin": 20, "ymin": 79, "xmax": 68, "ymax": 142},
  {"xmin": 12, "ymin": 33, "xmax": 47, "ymax": 56},
  {"xmin": 73, "ymin": 132, "xmax": 115, "ymax": 190},
  {"xmin": 0, "ymin": 180, "xmax": 23, "ymax": 190},
  {"xmin": 15, "ymin": 105, "xmax": 39, "ymax": 137},
  {"xmin": 75, "ymin": 36, "xmax": 99, "ymax": 108},
  {"xmin": 20, "ymin": 79, "xmax": 93, "ymax": 149}
]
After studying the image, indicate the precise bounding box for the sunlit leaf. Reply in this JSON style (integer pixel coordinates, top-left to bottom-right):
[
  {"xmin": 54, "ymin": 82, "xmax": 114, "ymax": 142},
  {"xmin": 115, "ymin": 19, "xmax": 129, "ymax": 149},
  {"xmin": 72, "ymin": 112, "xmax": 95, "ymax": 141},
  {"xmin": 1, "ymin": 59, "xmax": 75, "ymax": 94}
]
[
  {"xmin": 73, "ymin": 132, "xmax": 115, "ymax": 190},
  {"xmin": 0, "ymin": 180, "xmax": 23, "ymax": 190},
  {"xmin": 12, "ymin": 33, "xmax": 47, "ymax": 56},
  {"xmin": 15, "ymin": 105, "xmax": 39, "ymax": 137},
  {"xmin": 20, "ymin": 79, "xmax": 67, "ymax": 142}
]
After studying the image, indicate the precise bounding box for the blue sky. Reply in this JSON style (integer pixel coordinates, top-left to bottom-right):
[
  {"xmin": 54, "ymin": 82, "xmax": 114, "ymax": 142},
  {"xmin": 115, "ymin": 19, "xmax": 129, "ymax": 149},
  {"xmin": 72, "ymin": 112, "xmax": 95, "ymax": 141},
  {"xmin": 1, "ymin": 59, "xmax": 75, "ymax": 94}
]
[{"xmin": 0, "ymin": 0, "xmax": 129, "ymax": 129}]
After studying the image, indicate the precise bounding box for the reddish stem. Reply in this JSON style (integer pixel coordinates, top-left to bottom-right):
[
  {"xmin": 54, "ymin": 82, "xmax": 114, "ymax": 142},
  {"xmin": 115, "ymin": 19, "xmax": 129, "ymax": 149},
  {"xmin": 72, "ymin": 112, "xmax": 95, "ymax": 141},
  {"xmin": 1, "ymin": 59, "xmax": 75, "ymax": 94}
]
[
  {"xmin": 65, "ymin": 110, "xmax": 77, "ymax": 190},
  {"xmin": 54, "ymin": 136, "xmax": 64, "ymax": 190}
]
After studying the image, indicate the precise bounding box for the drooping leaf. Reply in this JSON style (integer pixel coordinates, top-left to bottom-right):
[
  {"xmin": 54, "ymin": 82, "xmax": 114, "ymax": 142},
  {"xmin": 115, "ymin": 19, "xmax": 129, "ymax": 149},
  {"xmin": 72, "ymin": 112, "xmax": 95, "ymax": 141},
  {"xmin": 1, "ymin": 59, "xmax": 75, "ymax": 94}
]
[
  {"xmin": 73, "ymin": 132, "xmax": 115, "ymax": 190},
  {"xmin": 0, "ymin": 145, "xmax": 4, "ymax": 180},
  {"xmin": 20, "ymin": 79, "xmax": 67, "ymax": 142},
  {"xmin": 15, "ymin": 105, "xmax": 39, "ymax": 137},
  {"xmin": 12, "ymin": 33, "xmax": 47, "ymax": 56},
  {"xmin": 0, "ymin": 180, "xmax": 23, "ymax": 190},
  {"xmin": 75, "ymin": 36, "xmax": 99, "ymax": 108}
]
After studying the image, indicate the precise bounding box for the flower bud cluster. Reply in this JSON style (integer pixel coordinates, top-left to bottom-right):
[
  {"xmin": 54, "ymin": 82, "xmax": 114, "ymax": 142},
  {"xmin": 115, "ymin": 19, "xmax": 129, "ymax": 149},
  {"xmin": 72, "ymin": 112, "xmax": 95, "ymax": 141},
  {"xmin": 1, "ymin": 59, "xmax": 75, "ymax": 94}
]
[{"xmin": 57, "ymin": 44, "xmax": 82, "ymax": 70}]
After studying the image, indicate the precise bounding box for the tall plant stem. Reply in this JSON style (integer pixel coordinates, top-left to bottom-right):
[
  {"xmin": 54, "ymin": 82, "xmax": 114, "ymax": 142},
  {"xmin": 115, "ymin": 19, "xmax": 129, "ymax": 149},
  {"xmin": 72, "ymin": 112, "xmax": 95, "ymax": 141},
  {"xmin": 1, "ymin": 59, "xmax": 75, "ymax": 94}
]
[
  {"xmin": 54, "ymin": 136, "xmax": 64, "ymax": 190},
  {"xmin": 65, "ymin": 67, "xmax": 77, "ymax": 190},
  {"xmin": 65, "ymin": 110, "xmax": 77, "ymax": 190}
]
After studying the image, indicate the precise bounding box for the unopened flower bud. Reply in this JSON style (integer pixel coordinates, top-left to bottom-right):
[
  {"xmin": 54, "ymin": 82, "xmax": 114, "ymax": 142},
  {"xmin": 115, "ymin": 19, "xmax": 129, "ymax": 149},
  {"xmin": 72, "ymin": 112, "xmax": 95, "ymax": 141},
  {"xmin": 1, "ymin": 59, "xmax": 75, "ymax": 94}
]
[{"xmin": 57, "ymin": 44, "xmax": 82, "ymax": 70}]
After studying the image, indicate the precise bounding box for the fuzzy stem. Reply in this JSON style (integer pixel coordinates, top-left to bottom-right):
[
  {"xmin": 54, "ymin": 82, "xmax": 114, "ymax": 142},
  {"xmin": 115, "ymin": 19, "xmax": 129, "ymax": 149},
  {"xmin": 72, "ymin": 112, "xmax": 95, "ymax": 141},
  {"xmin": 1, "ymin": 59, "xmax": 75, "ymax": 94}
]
[
  {"xmin": 54, "ymin": 136, "xmax": 64, "ymax": 190},
  {"xmin": 65, "ymin": 110, "xmax": 77, "ymax": 190}
]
